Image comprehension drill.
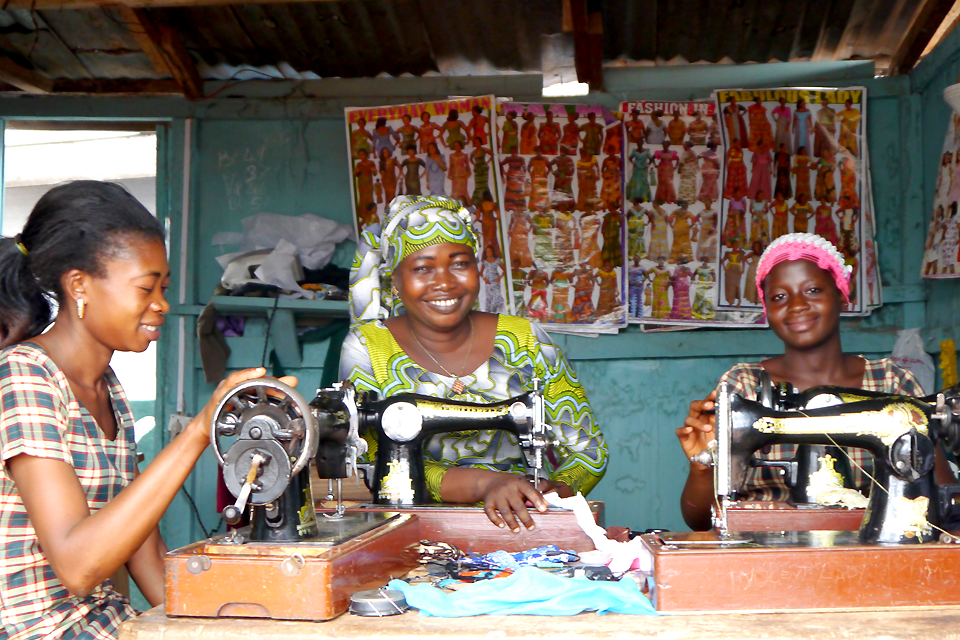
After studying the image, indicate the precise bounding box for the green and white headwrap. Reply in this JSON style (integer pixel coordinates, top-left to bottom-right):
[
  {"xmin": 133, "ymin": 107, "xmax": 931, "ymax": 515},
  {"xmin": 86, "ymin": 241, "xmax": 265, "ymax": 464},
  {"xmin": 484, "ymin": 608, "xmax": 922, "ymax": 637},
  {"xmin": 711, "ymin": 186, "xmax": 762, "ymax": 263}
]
[{"xmin": 350, "ymin": 195, "xmax": 478, "ymax": 324}]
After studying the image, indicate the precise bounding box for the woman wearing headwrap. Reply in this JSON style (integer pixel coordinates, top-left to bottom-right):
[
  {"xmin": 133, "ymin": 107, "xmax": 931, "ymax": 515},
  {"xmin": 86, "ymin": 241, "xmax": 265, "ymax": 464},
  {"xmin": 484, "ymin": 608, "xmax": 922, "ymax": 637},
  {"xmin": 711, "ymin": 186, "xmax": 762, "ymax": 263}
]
[{"xmin": 342, "ymin": 196, "xmax": 608, "ymax": 531}]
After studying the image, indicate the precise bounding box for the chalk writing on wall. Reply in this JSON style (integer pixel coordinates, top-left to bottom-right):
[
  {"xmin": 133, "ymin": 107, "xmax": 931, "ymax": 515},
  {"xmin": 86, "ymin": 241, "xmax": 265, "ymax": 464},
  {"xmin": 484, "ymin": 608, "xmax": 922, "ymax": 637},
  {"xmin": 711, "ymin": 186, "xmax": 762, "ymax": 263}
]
[{"xmin": 216, "ymin": 131, "xmax": 291, "ymax": 213}]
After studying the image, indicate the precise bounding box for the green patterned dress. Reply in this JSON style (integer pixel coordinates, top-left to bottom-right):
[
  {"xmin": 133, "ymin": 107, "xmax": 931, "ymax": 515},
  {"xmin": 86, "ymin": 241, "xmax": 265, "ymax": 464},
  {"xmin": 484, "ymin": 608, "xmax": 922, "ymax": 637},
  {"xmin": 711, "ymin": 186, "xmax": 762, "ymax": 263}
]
[{"xmin": 339, "ymin": 315, "xmax": 608, "ymax": 502}]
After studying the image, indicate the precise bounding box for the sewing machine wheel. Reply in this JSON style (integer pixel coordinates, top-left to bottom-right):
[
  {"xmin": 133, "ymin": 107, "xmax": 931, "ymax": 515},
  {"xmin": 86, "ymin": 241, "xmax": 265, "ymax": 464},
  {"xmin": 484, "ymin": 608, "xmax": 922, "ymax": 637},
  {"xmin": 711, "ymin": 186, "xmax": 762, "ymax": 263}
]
[{"xmin": 210, "ymin": 379, "xmax": 317, "ymax": 504}]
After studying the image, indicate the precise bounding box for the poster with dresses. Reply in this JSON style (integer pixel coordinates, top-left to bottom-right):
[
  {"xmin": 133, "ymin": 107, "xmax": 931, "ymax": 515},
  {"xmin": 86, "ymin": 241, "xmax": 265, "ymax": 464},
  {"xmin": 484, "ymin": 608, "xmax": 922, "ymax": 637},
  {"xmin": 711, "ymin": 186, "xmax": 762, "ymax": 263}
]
[
  {"xmin": 922, "ymin": 110, "xmax": 960, "ymax": 279},
  {"xmin": 617, "ymin": 100, "xmax": 764, "ymax": 328},
  {"xmin": 344, "ymin": 96, "xmax": 511, "ymax": 313},
  {"xmin": 494, "ymin": 102, "xmax": 627, "ymax": 331},
  {"xmin": 714, "ymin": 87, "xmax": 869, "ymax": 315}
]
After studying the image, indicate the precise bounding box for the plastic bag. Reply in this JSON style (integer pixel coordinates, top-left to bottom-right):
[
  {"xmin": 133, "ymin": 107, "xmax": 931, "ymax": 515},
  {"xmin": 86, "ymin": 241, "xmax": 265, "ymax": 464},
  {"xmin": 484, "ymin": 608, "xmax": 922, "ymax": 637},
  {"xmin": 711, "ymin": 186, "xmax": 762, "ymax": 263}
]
[
  {"xmin": 212, "ymin": 212, "xmax": 354, "ymax": 271},
  {"xmin": 891, "ymin": 328, "xmax": 935, "ymax": 395}
]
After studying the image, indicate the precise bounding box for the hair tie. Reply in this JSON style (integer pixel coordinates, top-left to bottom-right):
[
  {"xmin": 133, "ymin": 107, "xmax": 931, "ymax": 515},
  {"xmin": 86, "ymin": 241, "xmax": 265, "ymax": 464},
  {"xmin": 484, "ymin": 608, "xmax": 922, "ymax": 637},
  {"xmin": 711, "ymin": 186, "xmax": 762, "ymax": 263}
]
[{"xmin": 14, "ymin": 234, "xmax": 28, "ymax": 257}]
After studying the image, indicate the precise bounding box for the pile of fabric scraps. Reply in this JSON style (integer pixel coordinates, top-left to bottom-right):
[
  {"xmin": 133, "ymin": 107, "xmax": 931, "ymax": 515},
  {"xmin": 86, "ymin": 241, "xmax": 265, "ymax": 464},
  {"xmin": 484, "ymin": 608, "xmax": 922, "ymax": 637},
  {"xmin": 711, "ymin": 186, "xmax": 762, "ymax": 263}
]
[
  {"xmin": 469, "ymin": 545, "xmax": 580, "ymax": 571},
  {"xmin": 388, "ymin": 566, "xmax": 655, "ymax": 616},
  {"xmin": 400, "ymin": 538, "xmax": 655, "ymax": 615}
]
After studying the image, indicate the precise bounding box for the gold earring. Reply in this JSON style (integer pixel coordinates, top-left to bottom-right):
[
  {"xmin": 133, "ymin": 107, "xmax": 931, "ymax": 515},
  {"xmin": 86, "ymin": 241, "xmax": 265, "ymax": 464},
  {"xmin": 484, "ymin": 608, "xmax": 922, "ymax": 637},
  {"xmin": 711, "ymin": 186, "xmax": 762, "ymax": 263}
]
[
  {"xmin": 392, "ymin": 285, "xmax": 399, "ymax": 296},
  {"xmin": 77, "ymin": 299, "xmax": 85, "ymax": 319}
]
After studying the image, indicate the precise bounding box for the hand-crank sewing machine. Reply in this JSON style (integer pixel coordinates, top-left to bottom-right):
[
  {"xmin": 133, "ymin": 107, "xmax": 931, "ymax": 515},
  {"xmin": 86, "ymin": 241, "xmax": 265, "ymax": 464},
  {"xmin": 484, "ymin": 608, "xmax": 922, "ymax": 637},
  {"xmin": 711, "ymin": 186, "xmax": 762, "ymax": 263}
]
[
  {"xmin": 641, "ymin": 382, "xmax": 960, "ymax": 612},
  {"xmin": 164, "ymin": 378, "xmax": 590, "ymax": 621}
]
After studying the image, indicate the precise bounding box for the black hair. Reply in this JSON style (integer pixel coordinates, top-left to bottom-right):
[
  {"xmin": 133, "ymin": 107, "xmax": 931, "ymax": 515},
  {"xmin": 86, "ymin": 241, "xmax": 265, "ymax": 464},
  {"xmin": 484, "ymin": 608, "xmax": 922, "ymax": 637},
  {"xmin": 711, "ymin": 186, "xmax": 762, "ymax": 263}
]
[
  {"xmin": 376, "ymin": 116, "xmax": 387, "ymax": 128},
  {"xmin": 6, "ymin": 181, "xmax": 165, "ymax": 336},
  {"xmin": 0, "ymin": 238, "xmax": 50, "ymax": 346},
  {"xmin": 447, "ymin": 109, "xmax": 459, "ymax": 121}
]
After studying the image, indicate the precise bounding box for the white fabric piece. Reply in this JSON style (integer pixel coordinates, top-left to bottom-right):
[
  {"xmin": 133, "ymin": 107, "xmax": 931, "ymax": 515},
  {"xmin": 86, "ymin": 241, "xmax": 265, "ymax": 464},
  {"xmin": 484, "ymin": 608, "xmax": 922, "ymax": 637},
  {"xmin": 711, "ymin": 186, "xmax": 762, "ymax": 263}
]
[
  {"xmin": 254, "ymin": 239, "xmax": 315, "ymax": 299},
  {"xmin": 543, "ymin": 492, "xmax": 653, "ymax": 574}
]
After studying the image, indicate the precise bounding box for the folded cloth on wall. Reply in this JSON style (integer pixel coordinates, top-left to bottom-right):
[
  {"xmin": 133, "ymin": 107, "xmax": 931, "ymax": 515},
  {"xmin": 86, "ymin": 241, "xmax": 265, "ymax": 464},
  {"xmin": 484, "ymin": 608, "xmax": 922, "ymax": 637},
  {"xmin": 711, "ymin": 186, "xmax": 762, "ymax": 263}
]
[
  {"xmin": 198, "ymin": 300, "xmax": 231, "ymax": 383},
  {"xmin": 387, "ymin": 567, "xmax": 655, "ymax": 617}
]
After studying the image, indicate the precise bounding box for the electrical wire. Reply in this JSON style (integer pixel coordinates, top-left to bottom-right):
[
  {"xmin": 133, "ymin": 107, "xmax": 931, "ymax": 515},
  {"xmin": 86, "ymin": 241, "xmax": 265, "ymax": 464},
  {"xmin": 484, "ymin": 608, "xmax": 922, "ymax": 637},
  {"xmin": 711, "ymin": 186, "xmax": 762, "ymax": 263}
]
[
  {"xmin": 260, "ymin": 296, "xmax": 280, "ymax": 368},
  {"xmin": 199, "ymin": 67, "xmax": 283, "ymax": 102},
  {"xmin": 180, "ymin": 485, "xmax": 221, "ymax": 539}
]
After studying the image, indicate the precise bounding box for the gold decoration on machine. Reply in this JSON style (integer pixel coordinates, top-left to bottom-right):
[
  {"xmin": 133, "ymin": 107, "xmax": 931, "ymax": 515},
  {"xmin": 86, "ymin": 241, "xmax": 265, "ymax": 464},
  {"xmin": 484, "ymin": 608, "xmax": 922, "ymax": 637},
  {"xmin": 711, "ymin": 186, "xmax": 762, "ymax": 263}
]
[
  {"xmin": 808, "ymin": 455, "xmax": 868, "ymax": 509},
  {"xmin": 298, "ymin": 483, "xmax": 316, "ymax": 534},
  {"xmin": 379, "ymin": 459, "xmax": 415, "ymax": 503},
  {"xmin": 419, "ymin": 399, "xmax": 512, "ymax": 417},
  {"xmin": 753, "ymin": 402, "xmax": 929, "ymax": 444},
  {"xmin": 895, "ymin": 496, "xmax": 932, "ymax": 538}
]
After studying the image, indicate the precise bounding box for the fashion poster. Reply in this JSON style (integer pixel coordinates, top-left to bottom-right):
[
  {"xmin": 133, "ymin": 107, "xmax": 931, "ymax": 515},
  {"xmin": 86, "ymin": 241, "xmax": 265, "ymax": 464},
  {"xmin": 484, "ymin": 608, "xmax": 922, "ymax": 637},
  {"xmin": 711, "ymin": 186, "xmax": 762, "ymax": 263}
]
[
  {"xmin": 495, "ymin": 102, "xmax": 627, "ymax": 330},
  {"xmin": 618, "ymin": 100, "xmax": 763, "ymax": 328},
  {"xmin": 344, "ymin": 96, "xmax": 511, "ymax": 313},
  {"xmin": 922, "ymin": 110, "xmax": 960, "ymax": 279},
  {"xmin": 714, "ymin": 87, "xmax": 868, "ymax": 314}
]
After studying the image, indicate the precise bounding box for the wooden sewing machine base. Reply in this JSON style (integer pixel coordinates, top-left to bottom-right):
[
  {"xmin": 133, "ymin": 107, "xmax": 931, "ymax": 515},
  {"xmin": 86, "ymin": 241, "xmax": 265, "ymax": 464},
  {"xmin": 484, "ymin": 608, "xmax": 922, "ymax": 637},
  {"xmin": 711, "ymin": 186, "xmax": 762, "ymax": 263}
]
[
  {"xmin": 164, "ymin": 512, "xmax": 419, "ymax": 621},
  {"xmin": 726, "ymin": 501, "xmax": 864, "ymax": 531},
  {"xmin": 641, "ymin": 530, "xmax": 960, "ymax": 613},
  {"xmin": 315, "ymin": 502, "xmax": 609, "ymax": 554}
]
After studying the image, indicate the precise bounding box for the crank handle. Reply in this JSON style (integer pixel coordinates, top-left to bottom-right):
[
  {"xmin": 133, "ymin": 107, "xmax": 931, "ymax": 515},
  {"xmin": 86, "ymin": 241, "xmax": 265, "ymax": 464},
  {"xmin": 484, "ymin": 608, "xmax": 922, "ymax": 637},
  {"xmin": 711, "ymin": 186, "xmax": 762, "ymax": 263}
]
[{"xmin": 222, "ymin": 452, "xmax": 267, "ymax": 526}]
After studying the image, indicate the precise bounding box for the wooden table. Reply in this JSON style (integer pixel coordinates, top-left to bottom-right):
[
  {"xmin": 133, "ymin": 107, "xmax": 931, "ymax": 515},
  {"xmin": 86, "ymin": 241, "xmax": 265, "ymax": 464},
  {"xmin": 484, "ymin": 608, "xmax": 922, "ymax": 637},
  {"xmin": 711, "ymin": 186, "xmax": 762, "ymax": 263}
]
[
  {"xmin": 142, "ymin": 501, "xmax": 960, "ymax": 638},
  {"xmin": 121, "ymin": 605, "xmax": 960, "ymax": 640}
]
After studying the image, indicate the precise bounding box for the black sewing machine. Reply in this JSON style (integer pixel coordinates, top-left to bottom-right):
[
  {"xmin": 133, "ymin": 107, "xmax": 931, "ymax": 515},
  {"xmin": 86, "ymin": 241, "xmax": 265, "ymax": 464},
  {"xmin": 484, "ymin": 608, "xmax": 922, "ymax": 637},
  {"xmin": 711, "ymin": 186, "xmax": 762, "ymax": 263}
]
[
  {"xmin": 206, "ymin": 378, "xmax": 549, "ymax": 542},
  {"xmin": 638, "ymin": 382, "xmax": 960, "ymax": 614},
  {"xmin": 691, "ymin": 381, "xmax": 960, "ymax": 543},
  {"xmin": 164, "ymin": 378, "xmax": 590, "ymax": 621},
  {"xmin": 750, "ymin": 371, "xmax": 855, "ymax": 506}
]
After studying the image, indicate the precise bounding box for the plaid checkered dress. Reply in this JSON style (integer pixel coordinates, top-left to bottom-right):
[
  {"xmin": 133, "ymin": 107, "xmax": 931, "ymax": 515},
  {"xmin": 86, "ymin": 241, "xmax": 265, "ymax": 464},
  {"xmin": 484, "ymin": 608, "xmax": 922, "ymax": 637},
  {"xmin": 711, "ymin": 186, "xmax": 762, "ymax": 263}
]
[
  {"xmin": 718, "ymin": 358, "xmax": 923, "ymax": 501},
  {"xmin": 0, "ymin": 343, "xmax": 138, "ymax": 639}
]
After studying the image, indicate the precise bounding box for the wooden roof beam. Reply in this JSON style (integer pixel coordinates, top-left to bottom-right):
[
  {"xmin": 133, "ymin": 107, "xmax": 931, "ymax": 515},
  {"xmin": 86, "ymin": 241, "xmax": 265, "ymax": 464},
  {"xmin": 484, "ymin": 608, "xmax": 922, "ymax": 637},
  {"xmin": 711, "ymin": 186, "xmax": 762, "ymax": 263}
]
[
  {"xmin": 568, "ymin": 0, "xmax": 604, "ymax": 91},
  {"xmin": 0, "ymin": 57, "xmax": 54, "ymax": 94},
  {"xmin": 889, "ymin": 0, "xmax": 957, "ymax": 75},
  {"xmin": 0, "ymin": 0, "xmax": 356, "ymax": 7},
  {"xmin": 48, "ymin": 78, "xmax": 183, "ymax": 95},
  {"xmin": 115, "ymin": 7, "xmax": 204, "ymax": 100}
]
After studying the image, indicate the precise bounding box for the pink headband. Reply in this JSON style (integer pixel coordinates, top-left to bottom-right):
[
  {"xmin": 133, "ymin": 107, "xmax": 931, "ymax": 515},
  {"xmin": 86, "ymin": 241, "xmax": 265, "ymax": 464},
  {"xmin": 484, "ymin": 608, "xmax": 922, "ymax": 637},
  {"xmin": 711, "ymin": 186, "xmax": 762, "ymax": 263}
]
[{"xmin": 754, "ymin": 233, "xmax": 852, "ymax": 314}]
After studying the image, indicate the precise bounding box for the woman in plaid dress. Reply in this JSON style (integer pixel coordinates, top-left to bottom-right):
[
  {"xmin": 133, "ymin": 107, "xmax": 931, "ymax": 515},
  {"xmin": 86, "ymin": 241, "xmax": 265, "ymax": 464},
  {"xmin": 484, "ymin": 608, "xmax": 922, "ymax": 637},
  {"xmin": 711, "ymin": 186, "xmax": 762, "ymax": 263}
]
[
  {"xmin": 0, "ymin": 181, "xmax": 284, "ymax": 639},
  {"xmin": 674, "ymin": 234, "xmax": 929, "ymax": 531}
]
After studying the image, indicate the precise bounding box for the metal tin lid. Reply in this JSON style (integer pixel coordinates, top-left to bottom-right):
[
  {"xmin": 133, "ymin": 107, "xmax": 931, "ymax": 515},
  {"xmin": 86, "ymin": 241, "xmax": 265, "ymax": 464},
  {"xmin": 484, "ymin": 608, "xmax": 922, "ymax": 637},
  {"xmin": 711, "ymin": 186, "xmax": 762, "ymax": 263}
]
[{"xmin": 348, "ymin": 589, "xmax": 409, "ymax": 617}]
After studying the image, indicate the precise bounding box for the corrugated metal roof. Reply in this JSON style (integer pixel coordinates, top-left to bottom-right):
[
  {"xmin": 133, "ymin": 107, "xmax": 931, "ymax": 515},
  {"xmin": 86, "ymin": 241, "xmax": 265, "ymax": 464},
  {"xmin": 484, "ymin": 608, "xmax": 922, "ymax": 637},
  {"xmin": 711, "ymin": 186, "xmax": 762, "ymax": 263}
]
[
  {"xmin": 602, "ymin": 0, "xmax": 932, "ymax": 71},
  {"xmin": 0, "ymin": 0, "xmax": 945, "ymax": 91}
]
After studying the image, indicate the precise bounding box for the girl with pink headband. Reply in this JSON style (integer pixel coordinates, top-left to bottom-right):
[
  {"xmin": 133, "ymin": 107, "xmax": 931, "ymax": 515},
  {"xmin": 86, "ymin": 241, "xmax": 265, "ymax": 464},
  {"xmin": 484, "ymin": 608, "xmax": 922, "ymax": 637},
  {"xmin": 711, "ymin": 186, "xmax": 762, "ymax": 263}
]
[{"xmin": 675, "ymin": 233, "xmax": 930, "ymax": 531}]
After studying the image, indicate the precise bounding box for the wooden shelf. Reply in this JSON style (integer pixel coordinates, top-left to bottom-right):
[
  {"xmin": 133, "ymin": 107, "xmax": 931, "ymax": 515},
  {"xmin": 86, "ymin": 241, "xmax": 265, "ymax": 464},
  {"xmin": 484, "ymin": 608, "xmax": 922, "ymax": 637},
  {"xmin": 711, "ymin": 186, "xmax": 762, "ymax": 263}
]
[
  {"xmin": 210, "ymin": 295, "xmax": 348, "ymax": 318},
  {"xmin": 185, "ymin": 296, "xmax": 350, "ymax": 368}
]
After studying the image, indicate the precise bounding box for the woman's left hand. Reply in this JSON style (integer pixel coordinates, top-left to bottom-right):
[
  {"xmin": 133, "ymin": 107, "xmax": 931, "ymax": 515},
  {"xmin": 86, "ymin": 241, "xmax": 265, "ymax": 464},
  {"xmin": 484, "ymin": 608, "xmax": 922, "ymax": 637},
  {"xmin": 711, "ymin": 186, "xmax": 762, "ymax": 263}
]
[{"xmin": 480, "ymin": 472, "xmax": 548, "ymax": 533}]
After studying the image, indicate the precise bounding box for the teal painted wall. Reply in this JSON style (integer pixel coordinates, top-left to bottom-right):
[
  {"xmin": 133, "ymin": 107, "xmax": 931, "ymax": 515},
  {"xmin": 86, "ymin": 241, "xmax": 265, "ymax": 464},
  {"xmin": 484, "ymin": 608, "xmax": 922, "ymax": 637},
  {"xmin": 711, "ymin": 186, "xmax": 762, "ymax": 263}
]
[
  {"xmin": 913, "ymin": 26, "xmax": 960, "ymax": 375},
  {"xmin": 0, "ymin": 58, "xmax": 950, "ymax": 550}
]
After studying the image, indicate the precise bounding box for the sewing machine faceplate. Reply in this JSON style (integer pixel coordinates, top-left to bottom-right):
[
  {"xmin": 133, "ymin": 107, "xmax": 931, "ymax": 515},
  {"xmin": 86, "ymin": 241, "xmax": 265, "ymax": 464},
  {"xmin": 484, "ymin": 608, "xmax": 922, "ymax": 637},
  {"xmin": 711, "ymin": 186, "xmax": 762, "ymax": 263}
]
[{"xmin": 641, "ymin": 530, "xmax": 960, "ymax": 613}]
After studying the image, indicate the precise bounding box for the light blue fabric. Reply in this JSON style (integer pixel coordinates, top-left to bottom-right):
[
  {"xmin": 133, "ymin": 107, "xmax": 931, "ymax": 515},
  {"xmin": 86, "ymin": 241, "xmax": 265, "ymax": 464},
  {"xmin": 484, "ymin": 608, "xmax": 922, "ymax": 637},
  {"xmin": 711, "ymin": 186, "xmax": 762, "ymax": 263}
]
[{"xmin": 388, "ymin": 567, "xmax": 656, "ymax": 617}]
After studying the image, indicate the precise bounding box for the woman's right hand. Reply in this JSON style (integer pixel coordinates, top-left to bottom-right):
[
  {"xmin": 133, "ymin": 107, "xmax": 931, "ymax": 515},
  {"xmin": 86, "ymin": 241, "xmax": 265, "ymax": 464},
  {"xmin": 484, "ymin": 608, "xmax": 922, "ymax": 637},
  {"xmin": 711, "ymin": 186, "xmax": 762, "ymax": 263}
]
[
  {"xmin": 191, "ymin": 368, "xmax": 298, "ymax": 443},
  {"xmin": 676, "ymin": 390, "xmax": 717, "ymax": 463}
]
